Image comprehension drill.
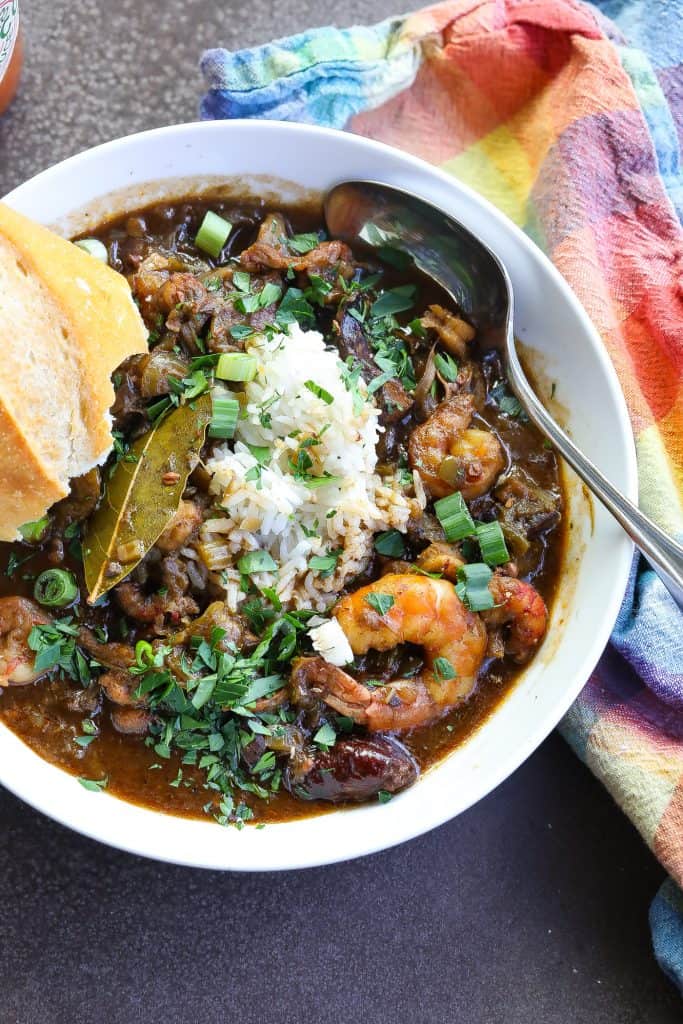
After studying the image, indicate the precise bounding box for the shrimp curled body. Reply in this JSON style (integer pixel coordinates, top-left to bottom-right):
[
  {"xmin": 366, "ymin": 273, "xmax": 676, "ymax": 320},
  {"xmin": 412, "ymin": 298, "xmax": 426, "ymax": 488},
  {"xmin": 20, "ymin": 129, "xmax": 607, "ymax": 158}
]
[
  {"xmin": 409, "ymin": 394, "xmax": 505, "ymax": 501},
  {"xmin": 0, "ymin": 597, "xmax": 51, "ymax": 686},
  {"xmin": 482, "ymin": 575, "xmax": 548, "ymax": 664},
  {"xmin": 296, "ymin": 575, "xmax": 487, "ymax": 732}
]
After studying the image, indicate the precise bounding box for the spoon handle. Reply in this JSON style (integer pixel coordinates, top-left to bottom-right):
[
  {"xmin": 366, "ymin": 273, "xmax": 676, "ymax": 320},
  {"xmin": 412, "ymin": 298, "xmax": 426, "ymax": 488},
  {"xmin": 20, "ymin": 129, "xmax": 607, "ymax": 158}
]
[{"xmin": 506, "ymin": 345, "xmax": 683, "ymax": 612}]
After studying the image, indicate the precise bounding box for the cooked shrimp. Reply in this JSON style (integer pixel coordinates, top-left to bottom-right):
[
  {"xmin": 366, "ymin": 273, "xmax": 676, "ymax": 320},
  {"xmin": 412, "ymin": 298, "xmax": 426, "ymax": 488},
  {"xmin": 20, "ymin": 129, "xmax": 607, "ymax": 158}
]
[
  {"xmin": 0, "ymin": 597, "xmax": 51, "ymax": 686},
  {"xmin": 409, "ymin": 394, "xmax": 505, "ymax": 501},
  {"xmin": 110, "ymin": 707, "xmax": 151, "ymax": 734},
  {"xmin": 98, "ymin": 670, "xmax": 144, "ymax": 707},
  {"xmin": 415, "ymin": 542, "xmax": 464, "ymax": 581},
  {"xmin": 295, "ymin": 574, "xmax": 487, "ymax": 731},
  {"xmin": 78, "ymin": 629, "xmax": 135, "ymax": 670},
  {"xmin": 421, "ymin": 304, "xmax": 475, "ymax": 359},
  {"xmin": 481, "ymin": 575, "xmax": 548, "ymax": 664}
]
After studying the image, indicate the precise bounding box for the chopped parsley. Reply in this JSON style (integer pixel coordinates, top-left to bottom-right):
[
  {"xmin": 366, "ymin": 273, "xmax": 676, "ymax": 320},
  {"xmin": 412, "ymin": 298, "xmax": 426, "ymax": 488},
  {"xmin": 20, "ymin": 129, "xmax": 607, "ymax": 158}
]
[
  {"xmin": 374, "ymin": 530, "xmax": 406, "ymax": 558},
  {"xmin": 313, "ymin": 722, "xmax": 336, "ymax": 749},
  {"xmin": 78, "ymin": 776, "xmax": 108, "ymax": 793},
  {"xmin": 490, "ymin": 381, "xmax": 526, "ymax": 420},
  {"xmin": 434, "ymin": 352, "xmax": 458, "ymax": 382},
  {"xmin": 433, "ymin": 657, "xmax": 457, "ymax": 681},
  {"xmin": 28, "ymin": 619, "xmax": 91, "ymax": 683},
  {"xmin": 365, "ymin": 593, "xmax": 395, "ymax": 617},
  {"xmin": 233, "ymin": 270, "xmax": 251, "ymax": 292},
  {"xmin": 288, "ymin": 232, "xmax": 321, "ymax": 254},
  {"xmin": 123, "ymin": 607, "xmax": 318, "ymax": 826},
  {"xmin": 308, "ymin": 551, "xmax": 340, "ymax": 578},
  {"xmin": 237, "ymin": 550, "xmax": 278, "ymax": 575},
  {"xmin": 275, "ymin": 287, "xmax": 316, "ymax": 328},
  {"xmin": 370, "ymin": 284, "xmax": 416, "ymax": 319}
]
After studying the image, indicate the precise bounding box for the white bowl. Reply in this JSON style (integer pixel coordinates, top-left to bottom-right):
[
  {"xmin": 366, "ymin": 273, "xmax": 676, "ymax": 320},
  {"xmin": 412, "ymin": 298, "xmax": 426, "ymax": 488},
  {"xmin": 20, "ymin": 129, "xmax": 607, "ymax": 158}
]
[{"xmin": 2, "ymin": 121, "xmax": 636, "ymax": 870}]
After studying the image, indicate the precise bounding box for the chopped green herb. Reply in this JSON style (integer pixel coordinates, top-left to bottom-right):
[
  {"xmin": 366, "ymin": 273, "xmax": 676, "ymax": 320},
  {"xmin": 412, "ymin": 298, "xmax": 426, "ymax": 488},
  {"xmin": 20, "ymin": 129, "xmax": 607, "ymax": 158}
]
[
  {"xmin": 275, "ymin": 288, "xmax": 316, "ymax": 328},
  {"xmin": 370, "ymin": 285, "xmax": 416, "ymax": 319},
  {"xmin": 233, "ymin": 270, "xmax": 251, "ymax": 293},
  {"xmin": 374, "ymin": 530, "xmax": 406, "ymax": 558},
  {"xmin": 305, "ymin": 274, "xmax": 332, "ymax": 305},
  {"xmin": 434, "ymin": 352, "xmax": 458, "ymax": 382},
  {"xmin": 229, "ymin": 324, "xmax": 254, "ymax": 341},
  {"xmin": 491, "ymin": 382, "xmax": 525, "ymax": 419},
  {"xmin": 365, "ymin": 593, "xmax": 395, "ymax": 616},
  {"xmin": 433, "ymin": 657, "xmax": 457, "ymax": 681},
  {"xmin": 378, "ymin": 790, "xmax": 393, "ymax": 804},
  {"xmin": 258, "ymin": 281, "xmax": 282, "ymax": 308},
  {"xmin": 238, "ymin": 550, "xmax": 278, "ymax": 575},
  {"xmin": 313, "ymin": 722, "xmax": 336, "ymax": 749},
  {"xmin": 78, "ymin": 776, "xmax": 108, "ymax": 793},
  {"xmin": 308, "ymin": 551, "xmax": 340, "ymax": 578},
  {"xmin": 5, "ymin": 550, "xmax": 33, "ymax": 577},
  {"xmin": 288, "ymin": 232, "xmax": 321, "ymax": 254},
  {"xmin": 74, "ymin": 734, "xmax": 96, "ymax": 749},
  {"xmin": 18, "ymin": 516, "xmax": 50, "ymax": 544},
  {"xmin": 234, "ymin": 292, "xmax": 260, "ymax": 315},
  {"xmin": 304, "ymin": 380, "xmax": 334, "ymax": 405}
]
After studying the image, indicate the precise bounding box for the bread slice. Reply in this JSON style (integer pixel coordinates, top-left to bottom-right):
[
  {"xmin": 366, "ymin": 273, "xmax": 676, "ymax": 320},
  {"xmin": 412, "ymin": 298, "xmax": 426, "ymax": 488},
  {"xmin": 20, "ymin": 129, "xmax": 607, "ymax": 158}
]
[{"xmin": 0, "ymin": 202, "xmax": 148, "ymax": 541}]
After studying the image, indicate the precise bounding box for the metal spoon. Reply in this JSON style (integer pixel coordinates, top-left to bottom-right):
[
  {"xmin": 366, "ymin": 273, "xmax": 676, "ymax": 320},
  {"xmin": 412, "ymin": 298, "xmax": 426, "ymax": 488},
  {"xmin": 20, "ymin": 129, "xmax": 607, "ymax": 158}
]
[{"xmin": 325, "ymin": 180, "xmax": 683, "ymax": 611}]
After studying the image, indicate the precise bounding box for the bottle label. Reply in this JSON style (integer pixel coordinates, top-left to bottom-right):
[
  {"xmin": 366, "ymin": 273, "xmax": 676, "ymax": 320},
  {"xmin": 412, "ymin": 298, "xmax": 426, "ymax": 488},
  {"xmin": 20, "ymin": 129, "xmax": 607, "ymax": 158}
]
[{"xmin": 0, "ymin": 0, "xmax": 18, "ymax": 80}]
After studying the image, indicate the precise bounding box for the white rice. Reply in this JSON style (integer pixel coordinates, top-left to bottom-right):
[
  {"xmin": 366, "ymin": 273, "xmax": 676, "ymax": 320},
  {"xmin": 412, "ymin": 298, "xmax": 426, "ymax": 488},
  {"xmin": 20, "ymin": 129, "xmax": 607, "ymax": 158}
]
[{"xmin": 200, "ymin": 323, "xmax": 422, "ymax": 612}]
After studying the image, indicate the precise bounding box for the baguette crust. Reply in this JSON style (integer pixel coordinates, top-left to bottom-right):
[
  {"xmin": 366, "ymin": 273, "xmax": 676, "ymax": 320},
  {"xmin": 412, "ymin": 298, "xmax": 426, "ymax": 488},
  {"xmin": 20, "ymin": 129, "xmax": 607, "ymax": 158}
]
[{"xmin": 0, "ymin": 202, "xmax": 148, "ymax": 541}]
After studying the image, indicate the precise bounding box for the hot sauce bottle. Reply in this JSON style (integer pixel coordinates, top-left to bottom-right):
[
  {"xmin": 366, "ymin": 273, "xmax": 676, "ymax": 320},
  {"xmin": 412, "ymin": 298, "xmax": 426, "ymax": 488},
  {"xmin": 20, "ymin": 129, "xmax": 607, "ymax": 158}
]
[{"xmin": 0, "ymin": 0, "xmax": 21, "ymax": 116}]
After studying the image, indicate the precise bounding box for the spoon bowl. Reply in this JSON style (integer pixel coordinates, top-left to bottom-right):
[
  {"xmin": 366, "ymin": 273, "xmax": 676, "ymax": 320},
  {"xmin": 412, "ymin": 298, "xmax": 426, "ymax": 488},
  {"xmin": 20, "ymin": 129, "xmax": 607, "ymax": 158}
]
[{"xmin": 325, "ymin": 179, "xmax": 683, "ymax": 610}]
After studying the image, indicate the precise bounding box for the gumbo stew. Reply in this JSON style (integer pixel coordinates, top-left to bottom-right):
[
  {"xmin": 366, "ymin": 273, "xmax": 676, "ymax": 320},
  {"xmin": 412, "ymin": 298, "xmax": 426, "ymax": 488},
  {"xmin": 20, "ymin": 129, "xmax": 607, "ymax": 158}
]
[{"xmin": 0, "ymin": 195, "xmax": 564, "ymax": 825}]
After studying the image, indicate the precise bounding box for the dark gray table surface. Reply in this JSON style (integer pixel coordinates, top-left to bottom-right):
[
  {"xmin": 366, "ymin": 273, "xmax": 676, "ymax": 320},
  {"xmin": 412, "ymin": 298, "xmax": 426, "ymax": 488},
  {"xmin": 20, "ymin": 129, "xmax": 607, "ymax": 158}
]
[{"xmin": 0, "ymin": 2, "xmax": 680, "ymax": 1021}]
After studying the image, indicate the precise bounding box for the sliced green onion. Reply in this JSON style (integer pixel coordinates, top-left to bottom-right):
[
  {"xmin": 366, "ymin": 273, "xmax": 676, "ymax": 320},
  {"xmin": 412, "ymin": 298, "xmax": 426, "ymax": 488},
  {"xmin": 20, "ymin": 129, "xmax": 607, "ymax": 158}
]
[
  {"xmin": 374, "ymin": 529, "xmax": 406, "ymax": 558},
  {"xmin": 215, "ymin": 352, "xmax": 257, "ymax": 383},
  {"xmin": 73, "ymin": 238, "xmax": 108, "ymax": 262},
  {"xmin": 209, "ymin": 391, "xmax": 240, "ymax": 439},
  {"xmin": 238, "ymin": 550, "xmax": 278, "ymax": 575},
  {"xmin": 476, "ymin": 521, "xmax": 509, "ymax": 566},
  {"xmin": 304, "ymin": 380, "xmax": 334, "ymax": 405},
  {"xmin": 456, "ymin": 563, "xmax": 494, "ymax": 611},
  {"xmin": 147, "ymin": 396, "xmax": 173, "ymax": 421},
  {"xmin": 19, "ymin": 516, "xmax": 50, "ymax": 543},
  {"xmin": 195, "ymin": 211, "xmax": 232, "ymax": 259},
  {"xmin": 134, "ymin": 640, "xmax": 155, "ymax": 669},
  {"xmin": 302, "ymin": 475, "xmax": 340, "ymax": 489},
  {"xmin": 434, "ymin": 492, "xmax": 476, "ymax": 542},
  {"xmin": 34, "ymin": 569, "xmax": 78, "ymax": 607}
]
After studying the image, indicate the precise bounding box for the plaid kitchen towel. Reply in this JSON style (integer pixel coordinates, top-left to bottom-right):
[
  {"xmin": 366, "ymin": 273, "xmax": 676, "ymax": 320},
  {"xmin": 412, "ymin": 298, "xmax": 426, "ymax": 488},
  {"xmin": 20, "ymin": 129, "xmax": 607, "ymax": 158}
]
[{"xmin": 200, "ymin": 0, "xmax": 683, "ymax": 990}]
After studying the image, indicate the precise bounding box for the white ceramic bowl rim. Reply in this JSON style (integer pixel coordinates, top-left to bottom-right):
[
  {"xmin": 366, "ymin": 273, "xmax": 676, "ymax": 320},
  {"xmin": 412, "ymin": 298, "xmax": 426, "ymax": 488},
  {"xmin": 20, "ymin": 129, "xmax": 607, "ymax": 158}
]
[{"xmin": 1, "ymin": 121, "xmax": 637, "ymax": 870}]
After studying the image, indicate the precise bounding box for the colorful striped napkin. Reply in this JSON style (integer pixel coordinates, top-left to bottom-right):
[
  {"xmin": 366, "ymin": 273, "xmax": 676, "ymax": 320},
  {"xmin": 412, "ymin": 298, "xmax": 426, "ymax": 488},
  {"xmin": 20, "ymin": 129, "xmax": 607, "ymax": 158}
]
[{"xmin": 200, "ymin": 0, "xmax": 683, "ymax": 989}]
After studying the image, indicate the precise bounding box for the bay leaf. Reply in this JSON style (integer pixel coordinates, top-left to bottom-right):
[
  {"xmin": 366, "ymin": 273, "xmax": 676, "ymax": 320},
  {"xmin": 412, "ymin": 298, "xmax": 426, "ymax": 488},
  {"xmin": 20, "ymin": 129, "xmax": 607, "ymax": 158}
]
[{"xmin": 83, "ymin": 394, "xmax": 212, "ymax": 603}]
